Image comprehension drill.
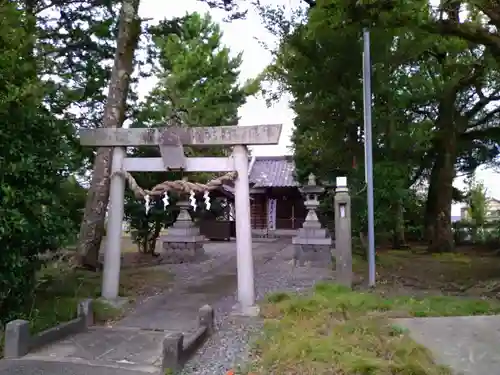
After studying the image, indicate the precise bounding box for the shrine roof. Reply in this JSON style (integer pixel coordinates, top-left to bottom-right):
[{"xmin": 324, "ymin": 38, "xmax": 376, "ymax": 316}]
[{"xmin": 248, "ymin": 155, "xmax": 298, "ymax": 188}]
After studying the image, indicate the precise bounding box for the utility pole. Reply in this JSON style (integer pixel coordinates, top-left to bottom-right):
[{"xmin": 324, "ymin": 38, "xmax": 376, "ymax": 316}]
[{"xmin": 362, "ymin": 29, "xmax": 376, "ymax": 287}]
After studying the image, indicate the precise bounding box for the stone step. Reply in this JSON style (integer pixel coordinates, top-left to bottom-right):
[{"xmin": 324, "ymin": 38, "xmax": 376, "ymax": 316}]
[{"xmin": 24, "ymin": 326, "xmax": 166, "ymax": 373}]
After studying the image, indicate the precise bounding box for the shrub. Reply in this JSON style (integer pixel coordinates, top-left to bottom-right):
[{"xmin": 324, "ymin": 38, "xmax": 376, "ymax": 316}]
[{"xmin": 0, "ymin": 4, "xmax": 75, "ymax": 323}]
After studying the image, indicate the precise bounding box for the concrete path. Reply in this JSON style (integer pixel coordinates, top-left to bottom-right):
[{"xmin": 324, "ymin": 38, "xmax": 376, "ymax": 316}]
[
  {"xmin": 395, "ymin": 315, "xmax": 500, "ymax": 375},
  {"xmin": 0, "ymin": 239, "xmax": 292, "ymax": 375},
  {"xmin": 0, "ymin": 359, "xmax": 147, "ymax": 375}
]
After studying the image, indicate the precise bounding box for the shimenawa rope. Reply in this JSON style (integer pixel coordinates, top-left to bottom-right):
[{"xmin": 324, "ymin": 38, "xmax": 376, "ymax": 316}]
[{"xmin": 115, "ymin": 170, "xmax": 238, "ymax": 198}]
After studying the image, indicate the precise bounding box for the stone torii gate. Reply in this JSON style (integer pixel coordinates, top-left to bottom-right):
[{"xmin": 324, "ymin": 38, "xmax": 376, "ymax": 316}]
[{"xmin": 79, "ymin": 124, "xmax": 282, "ymax": 315}]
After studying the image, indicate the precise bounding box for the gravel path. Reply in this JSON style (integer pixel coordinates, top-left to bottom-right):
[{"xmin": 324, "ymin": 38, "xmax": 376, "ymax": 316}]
[{"xmin": 181, "ymin": 243, "xmax": 334, "ymax": 375}]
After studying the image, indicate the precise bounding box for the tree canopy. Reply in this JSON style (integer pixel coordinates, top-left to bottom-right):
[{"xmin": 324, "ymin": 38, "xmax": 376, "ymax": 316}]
[
  {"xmin": 0, "ymin": 1, "xmax": 77, "ymax": 322},
  {"xmin": 3, "ymin": 0, "xmax": 500, "ymax": 325},
  {"xmin": 260, "ymin": 0, "xmax": 500, "ymax": 251},
  {"xmin": 140, "ymin": 12, "xmax": 259, "ymax": 128},
  {"xmin": 125, "ymin": 11, "xmax": 259, "ymax": 254},
  {"xmin": 0, "ymin": 0, "xmax": 260, "ymax": 321}
]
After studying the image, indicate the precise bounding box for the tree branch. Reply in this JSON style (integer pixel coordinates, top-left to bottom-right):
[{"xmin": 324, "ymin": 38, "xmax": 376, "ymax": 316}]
[
  {"xmin": 325, "ymin": 0, "xmax": 500, "ymax": 60},
  {"xmin": 409, "ymin": 148, "xmax": 435, "ymax": 187},
  {"xmin": 301, "ymin": 0, "xmax": 316, "ymax": 7},
  {"xmin": 460, "ymin": 123, "xmax": 500, "ymax": 143},
  {"xmin": 451, "ymin": 62, "xmax": 485, "ymax": 96},
  {"xmin": 474, "ymin": 105, "xmax": 500, "ymax": 127},
  {"xmin": 423, "ymin": 20, "xmax": 500, "ymax": 58},
  {"xmin": 477, "ymin": 5, "xmax": 500, "ymax": 29},
  {"xmin": 465, "ymin": 91, "xmax": 500, "ymax": 120}
]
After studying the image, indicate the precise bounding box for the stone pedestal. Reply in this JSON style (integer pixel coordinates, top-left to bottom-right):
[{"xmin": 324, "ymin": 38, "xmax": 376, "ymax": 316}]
[
  {"xmin": 292, "ymin": 174, "xmax": 332, "ymax": 267},
  {"xmin": 162, "ymin": 199, "xmax": 206, "ymax": 263}
]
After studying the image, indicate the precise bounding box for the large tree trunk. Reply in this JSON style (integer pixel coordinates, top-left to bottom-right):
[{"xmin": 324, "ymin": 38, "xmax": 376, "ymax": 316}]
[
  {"xmin": 77, "ymin": 0, "xmax": 141, "ymax": 270},
  {"xmin": 424, "ymin": 154, "xmax": 439, "ymax": 241},
  {"xmin": 391, "ymin": 198, "xmax": 408, "ymax": 249},
  {"xmin": 427, "ymin": 136, "xmax": 457, "ymax": 253}
]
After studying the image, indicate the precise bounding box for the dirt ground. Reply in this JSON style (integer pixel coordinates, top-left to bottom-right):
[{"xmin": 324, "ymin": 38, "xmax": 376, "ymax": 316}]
[
  {"xmin": 116, "ymin": 239, "xmax": 500, "ymax": 295},
  {"xmin": 54, "ymin": 235, "xmax": 170, "ymax": 269},
  {"xmin": 88, "ymin": 235, "xmax": 500, "ymax": 298},
  {"xmin": 99, "ymin": 235, "xmax": 169, "ymax": 268},
  {"xmin": 353, "ymin": 245, "xmax": 500, "ymax": 299}
]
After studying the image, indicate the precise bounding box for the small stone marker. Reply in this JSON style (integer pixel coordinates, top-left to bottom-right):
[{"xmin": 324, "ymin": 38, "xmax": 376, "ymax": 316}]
[
  {"xmin": 198, "ymin": 304, "xmax": 215, "ymax": 335},
  {"xmin": 162, "ymin": 332, "xmax": 184, "ymax": 373},
  {"xmin": 77, "ymin": 298, "xmax": 94, "ymax": 327},
  {"xmin": 161, "ymin": 305, "xmax": 216, "ymax": 373},
  {"xmin": 4, "ymin": 319, "xmax": 30, "ymax": 358},
  {"xmin": 334, "ymin": 176, "xmax": 352, "ymax": 287}
]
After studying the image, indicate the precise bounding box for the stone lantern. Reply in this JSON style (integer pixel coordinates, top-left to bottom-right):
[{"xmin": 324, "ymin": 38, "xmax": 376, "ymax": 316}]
[
  {"xmin": 292, "ymin": 173, "xmax": 333, "ymax": 266},
  {"xmin": 161, "ymin": 194, "xmax": 206, "ymax": 263}
]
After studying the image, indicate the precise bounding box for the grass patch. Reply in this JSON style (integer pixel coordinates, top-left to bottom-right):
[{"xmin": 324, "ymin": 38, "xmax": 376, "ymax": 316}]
[
  {"xmin": 0, "ymin": 260, "xmax": 171, "ymax": 356},
  {"xmin": 353, "ymin": 248, "xmax": 500, "ymax": 295},
  {"xmin": 31, "ymin": 261, "xmax": 171, "ymax": 330},
  {"xmin": 248, "ymin": 283, "xmax": 500, "ymax": 375}
]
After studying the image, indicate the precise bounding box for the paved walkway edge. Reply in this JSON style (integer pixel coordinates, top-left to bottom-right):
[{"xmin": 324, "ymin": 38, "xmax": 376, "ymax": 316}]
[
  {"xmin": 394, "ymin": 315, "xmax": 500, "ymax": 375},
  {"xmin": 3, "ymin": 357, "xmax": 160, "ymax": 373}
]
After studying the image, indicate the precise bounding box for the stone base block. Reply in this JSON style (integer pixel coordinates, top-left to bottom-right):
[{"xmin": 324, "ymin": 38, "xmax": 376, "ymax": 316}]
[
  {"xmin": 293, "ymin": 243, "xmax": 332, "ymax": 267},
  {"xmin": 295, "ymin": 227, "xmax": 329, "ymax": 239},
  {"xmin": 162, "ymin": 241, "xmax": 205, "ymax": 264},
  {"xmin": 231, "ymin": 303, "xmax": 260, "ymax": 317}
]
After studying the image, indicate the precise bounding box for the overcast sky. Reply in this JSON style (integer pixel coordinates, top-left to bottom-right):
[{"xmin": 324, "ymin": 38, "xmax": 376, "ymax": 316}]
[{"xmin": 137, "ymin": 0, "xmax": 500, "ymax": 214}]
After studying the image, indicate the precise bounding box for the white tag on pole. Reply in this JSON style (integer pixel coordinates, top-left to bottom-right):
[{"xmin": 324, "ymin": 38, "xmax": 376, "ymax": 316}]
[{"xmin": 340, "ymin": 204, "xmax": 346, "ymax": 218}]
